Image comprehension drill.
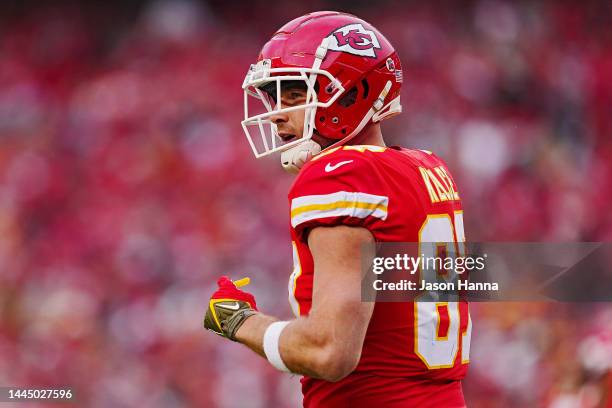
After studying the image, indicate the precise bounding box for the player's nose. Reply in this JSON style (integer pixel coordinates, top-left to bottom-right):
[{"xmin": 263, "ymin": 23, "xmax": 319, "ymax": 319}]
[{"xmin": 269, "ymin": 111, "xmax": 289, "ymax": 125}]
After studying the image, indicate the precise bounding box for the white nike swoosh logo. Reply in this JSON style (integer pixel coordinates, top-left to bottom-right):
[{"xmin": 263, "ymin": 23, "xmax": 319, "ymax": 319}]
[
  {"xmin": 217, "ymin": 302, "xmax": 240, "ymax": 311},
  {"xmin": 325, "ymin": 160, "xmax": 354, "ymax": 172}
]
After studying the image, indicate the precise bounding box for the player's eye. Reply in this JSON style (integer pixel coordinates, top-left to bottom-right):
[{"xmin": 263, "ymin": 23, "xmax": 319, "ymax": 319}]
[{"xmin": 281, "ymin": 90, "xmax": 306, "ymax": 106}]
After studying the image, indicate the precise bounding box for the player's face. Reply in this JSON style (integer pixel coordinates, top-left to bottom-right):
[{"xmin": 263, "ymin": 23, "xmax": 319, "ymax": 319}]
[{"xmin": 268, "ymin": 84, "xmax": 308, "ymax": 143}]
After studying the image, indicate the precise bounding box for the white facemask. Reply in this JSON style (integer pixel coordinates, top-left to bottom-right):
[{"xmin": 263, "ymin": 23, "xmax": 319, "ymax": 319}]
[{"xmin": 280, "ymin": 139, "xmax": 322, "ymax": 174}]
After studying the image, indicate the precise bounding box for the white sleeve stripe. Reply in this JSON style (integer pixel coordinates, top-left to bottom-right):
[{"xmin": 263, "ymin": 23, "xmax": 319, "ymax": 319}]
[
  {"xmin": 290, "ymin": 191, "xmax": 389, "ymax": 228},
  {"xmin": 291, "ymin": 206, "xmax": 388, "ymax": 228},
  {"xmin": 291, "ymin": 191, "xmax": 386, "ymax": 208}
]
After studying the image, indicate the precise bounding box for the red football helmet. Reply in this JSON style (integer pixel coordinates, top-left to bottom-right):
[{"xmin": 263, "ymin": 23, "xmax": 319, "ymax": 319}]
[{"xmin": 242, "ymin": 11, "xmax": 402, "ymax": 170}]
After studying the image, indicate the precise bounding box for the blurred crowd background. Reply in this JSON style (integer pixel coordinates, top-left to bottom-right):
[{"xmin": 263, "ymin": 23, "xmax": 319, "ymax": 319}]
[{"xmin": 0, "ymin": 0, "xmax": 611, "ymax": 406}]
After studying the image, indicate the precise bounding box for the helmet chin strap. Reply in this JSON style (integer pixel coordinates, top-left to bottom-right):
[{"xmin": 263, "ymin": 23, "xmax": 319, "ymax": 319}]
[{"xmin": 280, "ymin": 139, "xmax": 322, "ymax": 174}]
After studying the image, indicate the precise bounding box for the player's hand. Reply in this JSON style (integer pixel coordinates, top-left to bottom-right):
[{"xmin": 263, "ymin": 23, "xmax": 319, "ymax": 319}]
[{"xmin": 203, "ymin": 276, "xmax": 258, "ymax": 341}]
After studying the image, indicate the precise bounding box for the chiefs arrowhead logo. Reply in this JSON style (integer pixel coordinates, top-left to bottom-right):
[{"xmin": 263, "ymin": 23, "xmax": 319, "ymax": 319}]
[{"xmin": 326, "ymin": 23, "xmax": 381, "ymax": 58}]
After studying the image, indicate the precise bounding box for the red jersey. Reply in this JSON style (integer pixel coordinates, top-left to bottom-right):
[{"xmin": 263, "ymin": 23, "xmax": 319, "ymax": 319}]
[{"xmin": 287, "ymin": 145, "xmax": 471, "ymax": 407}]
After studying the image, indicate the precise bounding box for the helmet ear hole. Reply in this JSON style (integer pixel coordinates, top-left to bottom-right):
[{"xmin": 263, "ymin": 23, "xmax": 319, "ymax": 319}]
[
  {"xmin": 361, "ymin": 79, "xmax": 369, "ymax": 98},
  {"xmin": 338, "ymin": 87, "xmax": 358, "ymax": 107}
]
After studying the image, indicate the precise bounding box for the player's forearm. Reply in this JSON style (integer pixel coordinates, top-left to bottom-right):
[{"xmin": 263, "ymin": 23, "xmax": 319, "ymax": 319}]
[
  {"xmin": 234, "ymin": 312, "xmax": 277, "ymax": 357},
  {"xmin": 235, "ymin": 313, "xmax": 326, "ymax": 377},
  {"xmin": 235, "ymin": 312, "xmax": 360, "ymax": 381},
  {"xmin": 279, "ymin": 315, "xmax": 360, "ymax": 380}
]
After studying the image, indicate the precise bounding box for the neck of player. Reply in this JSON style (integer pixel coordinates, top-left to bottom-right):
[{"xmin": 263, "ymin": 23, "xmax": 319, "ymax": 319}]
[
  {"xmin": 351, "ymin": 123, "xmax": 385, "ymax": 147},
  {"xmin": 312, "ymin": 123, "xmax": 386, "ymax": 153}
]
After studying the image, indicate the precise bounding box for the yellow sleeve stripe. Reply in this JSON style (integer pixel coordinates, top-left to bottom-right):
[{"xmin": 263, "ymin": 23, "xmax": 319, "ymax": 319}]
[
  {"xmin": 291, "ymin": 201, "xmax": 387, "ymax": 218},
  {"xmin": 290, "ymin": 191, "xmax": 389, "ymax": 228}
]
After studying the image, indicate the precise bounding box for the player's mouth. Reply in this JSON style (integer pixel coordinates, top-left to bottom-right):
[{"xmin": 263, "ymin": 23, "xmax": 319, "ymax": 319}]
[{"xmin": 278, "ymin": 132, "xmax": 299, "ymax": 143}]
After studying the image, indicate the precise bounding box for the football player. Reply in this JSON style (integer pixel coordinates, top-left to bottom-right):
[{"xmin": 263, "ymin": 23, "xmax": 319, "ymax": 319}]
[{"xmin": 204, "ymin": 11, "xmax": 471, "ymax": 407}]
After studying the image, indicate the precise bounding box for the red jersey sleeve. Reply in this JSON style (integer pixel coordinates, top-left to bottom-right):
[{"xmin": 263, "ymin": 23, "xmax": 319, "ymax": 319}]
[{"xmin": 288, "ymin": 149, "xmax": 389, "ymax": 242}]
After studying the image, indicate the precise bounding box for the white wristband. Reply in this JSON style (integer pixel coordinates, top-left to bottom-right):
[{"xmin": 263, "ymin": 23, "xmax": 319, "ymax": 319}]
[{"xmin": 263, "ymin": 321, "xmax": 291, "ymax": 372}]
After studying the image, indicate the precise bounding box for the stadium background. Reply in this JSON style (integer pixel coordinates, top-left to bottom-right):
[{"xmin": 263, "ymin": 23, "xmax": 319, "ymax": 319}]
[{"xmin": 0, "ymin": 0, "xmax": 611, "ymax": 406}]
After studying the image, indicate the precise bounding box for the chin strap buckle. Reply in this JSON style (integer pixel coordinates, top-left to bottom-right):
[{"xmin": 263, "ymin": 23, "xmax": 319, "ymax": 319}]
[{"xmin": 280, "ymin": 140, "xmax": 322, "ymax": 174}]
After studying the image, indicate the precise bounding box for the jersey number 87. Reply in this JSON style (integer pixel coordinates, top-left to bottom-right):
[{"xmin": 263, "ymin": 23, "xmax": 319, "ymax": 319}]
[{"xmin": 415, "ymin": 211, "xmax": 471, "ymax": 369}]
